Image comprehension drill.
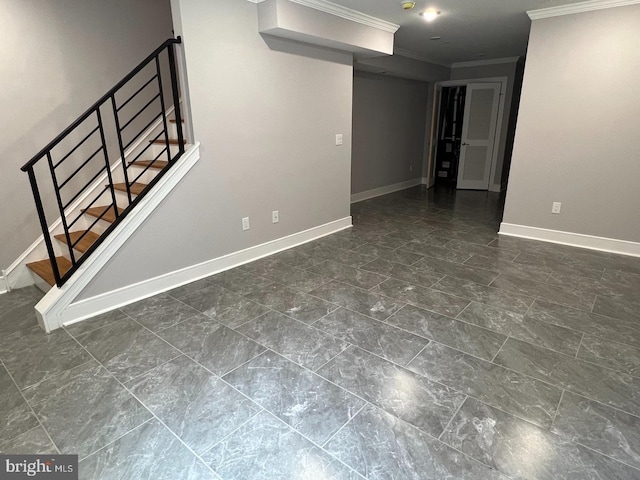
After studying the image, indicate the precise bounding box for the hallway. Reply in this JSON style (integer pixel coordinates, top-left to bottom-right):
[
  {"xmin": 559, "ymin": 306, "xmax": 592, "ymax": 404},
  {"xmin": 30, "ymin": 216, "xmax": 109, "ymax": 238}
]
[{"xmin": 1, "ymin": 187, "xmax": 640, "ymax": 479}]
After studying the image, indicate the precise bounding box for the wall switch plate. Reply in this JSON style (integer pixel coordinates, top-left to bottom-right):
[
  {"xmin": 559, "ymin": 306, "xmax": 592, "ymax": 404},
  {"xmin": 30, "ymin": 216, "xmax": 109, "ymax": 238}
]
[
  {"xmin": 335, "ymin": 134, "xmax": 343, "ymax": 146},
  {"xmin": 242, "ymin": 217, "xmax": 250, "ymax": 230},
  {"xmin": 272, "ymin": 210, "xmax": 279, "ymax": 223},
  {"xmin": 552, "ymin": 202, "xmax": 562, "ymax": 214}
]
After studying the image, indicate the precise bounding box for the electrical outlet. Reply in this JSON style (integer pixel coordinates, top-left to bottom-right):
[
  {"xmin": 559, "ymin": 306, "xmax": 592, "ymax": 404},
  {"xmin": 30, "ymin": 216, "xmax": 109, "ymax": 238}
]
[
  {"xmin": 335, "ymin": 134, "xmax": 343, "ymax": 146},
  {"xmin": 552, "ymin": 202, "xmax": 562, "ymax": 214},
  {"xmin": 242, "ymin": 217, "xmax": 250, "ymax": 230},
  {"xmin": 272, "ymin": 210, "xmax": 279, "ymax": 223}
]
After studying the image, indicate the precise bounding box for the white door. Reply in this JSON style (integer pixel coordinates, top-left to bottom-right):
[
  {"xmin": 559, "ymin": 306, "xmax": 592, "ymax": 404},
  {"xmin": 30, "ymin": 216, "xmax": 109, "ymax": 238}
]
[{"xmin": 456, "ymin": 83, "xmax": 501, "ymax": 190}]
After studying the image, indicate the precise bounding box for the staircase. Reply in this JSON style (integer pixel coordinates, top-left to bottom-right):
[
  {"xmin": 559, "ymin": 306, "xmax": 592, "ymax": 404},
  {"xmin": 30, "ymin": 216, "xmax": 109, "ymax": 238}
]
[{"xmin": 20, "ymin": 38, "xmax": 186, "ymax": 292}]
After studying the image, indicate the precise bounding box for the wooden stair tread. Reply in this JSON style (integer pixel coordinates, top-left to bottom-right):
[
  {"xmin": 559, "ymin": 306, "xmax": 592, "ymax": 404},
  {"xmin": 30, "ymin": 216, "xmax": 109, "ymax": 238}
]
[
  {"xmin": 112, "ymin": 182, "xmax": 147, "ymax": 195},
  {"xmin": 26, "ymin": 257, "xmax": 72, "ymax": 287},
  {"xmin": 129, "ymin": 160, "xmax": 168, "ymax": 169},
  {"xmin": 54, "ymin": 230, "xmax": 100, "ymax": 253},
  {"xmin": 84, "ymin": 205, "xmax": 123, "ymax": 223},
  {"xmin": 150, "ymin": 138, "xmax": 185, "ymax": 145}
]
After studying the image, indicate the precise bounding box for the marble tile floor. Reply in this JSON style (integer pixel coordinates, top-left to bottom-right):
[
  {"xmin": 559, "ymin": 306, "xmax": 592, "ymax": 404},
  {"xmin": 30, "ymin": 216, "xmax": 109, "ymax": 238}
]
[{"xmin": 1, "ymin": 186, "xmax": 640, "ymax": 479}]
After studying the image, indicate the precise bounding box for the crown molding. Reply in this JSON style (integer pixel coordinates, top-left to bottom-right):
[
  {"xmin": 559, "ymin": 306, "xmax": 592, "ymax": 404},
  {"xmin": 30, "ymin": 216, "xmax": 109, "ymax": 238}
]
[
  {"xmin": 451, "ymin": 57, "xmax": 520, "ymax": 68},
  {"xmin": 527, "ymin": 0, "xmax": 640, "ymax": 19},
  {"xmin": 393, "ymin": 48, "xmax": 450, "ymax": 67},
  {"xmin": 248, "ymin": 0, "xmax": 399, "ymax": 33}
]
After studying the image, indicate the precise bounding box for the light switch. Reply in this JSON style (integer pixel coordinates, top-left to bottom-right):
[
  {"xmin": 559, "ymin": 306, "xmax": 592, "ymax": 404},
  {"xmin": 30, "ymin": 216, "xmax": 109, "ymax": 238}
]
[{"xmin": 335, "ymin": 134, "xmax": 343, "ymax": 146}]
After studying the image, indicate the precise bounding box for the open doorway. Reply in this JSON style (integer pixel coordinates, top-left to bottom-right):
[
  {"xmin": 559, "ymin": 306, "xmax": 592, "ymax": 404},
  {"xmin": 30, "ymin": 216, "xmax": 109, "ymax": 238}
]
[{"xmin": 427, "ymin": 78, "xmax": 506, "ymax": 191}]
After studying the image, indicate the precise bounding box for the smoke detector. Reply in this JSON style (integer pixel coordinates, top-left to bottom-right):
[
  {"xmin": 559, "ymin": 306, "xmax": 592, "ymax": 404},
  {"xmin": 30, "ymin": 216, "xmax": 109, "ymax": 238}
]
[{"xmin": 401, "ymin": 1, "xmax": 416, "ymax": 10}]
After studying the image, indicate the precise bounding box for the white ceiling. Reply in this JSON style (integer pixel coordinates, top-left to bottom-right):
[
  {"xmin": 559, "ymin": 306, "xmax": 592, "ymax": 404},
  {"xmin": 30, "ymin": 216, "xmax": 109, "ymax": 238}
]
[{"xmin": 326, "ymin": 0, "xmax": 590, "ymax": 66}]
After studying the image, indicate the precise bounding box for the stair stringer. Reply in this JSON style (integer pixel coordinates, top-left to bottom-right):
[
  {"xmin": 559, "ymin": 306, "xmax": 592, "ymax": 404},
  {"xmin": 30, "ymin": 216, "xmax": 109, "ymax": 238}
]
[{"xmin": 33, "ymin": 143, "xmax": 201, "ymax": 333}]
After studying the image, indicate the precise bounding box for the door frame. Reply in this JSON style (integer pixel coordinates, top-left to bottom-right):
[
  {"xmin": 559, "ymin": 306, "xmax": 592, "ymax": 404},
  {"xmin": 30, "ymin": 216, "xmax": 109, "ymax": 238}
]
[{"xmin": 426, "ymin": 76, "xmax": 508, "ymax": 192}]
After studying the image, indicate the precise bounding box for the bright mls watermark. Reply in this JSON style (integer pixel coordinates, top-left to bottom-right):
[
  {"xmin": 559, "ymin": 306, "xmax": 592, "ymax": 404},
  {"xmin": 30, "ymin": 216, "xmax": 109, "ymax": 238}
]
[{"xmin": 0, "ymin": 455, "xmax": 77, "ymax": 479}]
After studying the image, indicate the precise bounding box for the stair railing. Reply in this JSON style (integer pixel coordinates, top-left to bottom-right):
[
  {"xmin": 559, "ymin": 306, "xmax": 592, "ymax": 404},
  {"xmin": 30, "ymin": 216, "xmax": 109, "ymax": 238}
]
[{"xmin": 21, "ymin": 38, "xmax": 184, "ymax": 287}]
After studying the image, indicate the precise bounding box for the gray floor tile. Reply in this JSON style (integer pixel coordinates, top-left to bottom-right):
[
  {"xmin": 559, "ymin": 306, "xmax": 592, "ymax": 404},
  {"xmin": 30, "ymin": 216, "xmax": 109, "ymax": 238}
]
[
  {"xmin": 434, "ymin": 275, "xmax": 534, "ymax": 315},
  {"xmin": 494, "ymin": 338, "xmax": 640, "ymax": 417},
  {"xmin": 308, "ymin": 260, "xmax": 388, "ymax": 290},
  {"xmin": 314, "ymin": 307, "xmax": 428, "ymax": 365},
  {"xmin": 300, "ymin": 244, "xmax": 376, "ymax": 267},
  {"xmin": 407, "ymin": 342, "xmax": 562, "ymax": 428},
  {"xmin": 513, "ymin": 251, "xmax": 568, "ymax": 269},
  {"xmin": 593, "ymin": 296, "xmax": 640, "ymax": 323},
  {"xmin": 351, "ymin": 243, "xmax": 424, "ymax": 266},
  {"xmin": 463, "ymin": 255, "xmax": 553, "ymax": 283},
  {"xmin": 126, "ymin": 355, "xmax": 260, "ymax": 454},
  {"xmin": 458, "ymin": 302, "xmax": 583, "ymax": 356},
  {"xmin": 414, "ymin": 256, "xmax": 500, "ymax": 286},
  {"xmin": 310, "ymin": 280, "xmax": 405, "ymax": 321},
  {"xmin": 602, "ymin": 269, "xmax": 640, "ymax": 291},
  {"xmin": 578, "ymin": 335, "xmax": 640, "ymax": 377},
  {"xmin": 491, "ymin": 273, "xmax": 596, "ymax": 311},
  {"xmin": 209, "ymin": 268, "xmax": 274, "ymax": 295},
  {"xmin": 359, "ymin": 258, "xmax": 442, "ymax": 288},
  {"xmin": 553, "ymin": 391, "xmax": 640, "ymax": 470},
  {"xmin": 326, "ymin": 404, "xmax": 506, "ymax": 480},
  {"xmin": 404, "ymin": 243, "xmax": 473, "ymax": 264},
  {"xmin": 157, "ymin": 317, "xmax": 265, "ymax": 376},
  {"xmin": 0, "ymin": 286, "xmax": 43, "ymax": 336},
  {"xmin": 79, "ymin": 419, "xmax": 218, "ymax": 480},
  {"xmin": 64, "ymin": 310, "xmax": 129, "ymax": 337},
  {"xmin": 386, "ymin": 304, "xmax": 506, "ymax": 360},
  {"xmin": 0, "ymin": 426, "xmax": 57, "ymax": 454},
  {"xmin": 166, "ymin": 277, "xmax": 213, "ymax": 299},
  {"xmin": 241, "ymin": 258, "xmax": 330, "ymax": 292},
  {"xmin": 446, "ymin": 239, "xmax": 520, "ymax": 262},
  {"xmin": 202, "ymin": 411, "xmax": 361, "ymax": 480},
  {"xmin": 0, "ymin": 365, "xmax": 39, "ymax": 444},
  {"xmin": 318, "ymin": 346, "xmax": 465, "ymax": 436},
  {"xmin": 23, "ymin": 362, "xmax": 151, "ymax": 459},
  {"xmin": 169, "ymin": 283, "xmax": 269, "ymax": 329},
  {"xmin": 121, "ymin": 293, "xmax": 203, "ymax": 332},
  {"xmin": 271, "ymin": 248, "xmax": 321, "ymax": 269},
  {"xmin": 245, "ymin": 283, "xmax": 338, "ymax": 324},
  {"xmin": 75, "ymin": 318, "xmax": 182, "ymax": 383},
  {"xmin": 441, "ymin": 396, "xmax": 639, "ymax": 480},
  {"xmin": 527, "ymin": 299, "xmax": 640, "ymax": 350},
  {"xmin": 224, "ymin": 351, "xmax": 363, "ymax": 445},
  {"xmin": 372, "ymin": 278, "xmax": 470, "ymax": 317},
  {"xmin": 237, "ymin": 311, "xmax": 348, "ymax": 370},
  {"xmin": 0, "ymin": 326, "xmax": 92, "ymax": 390}
]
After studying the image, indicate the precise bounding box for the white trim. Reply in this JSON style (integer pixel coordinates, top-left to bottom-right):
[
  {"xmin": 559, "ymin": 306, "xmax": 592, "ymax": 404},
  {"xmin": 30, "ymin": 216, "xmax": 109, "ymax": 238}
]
[
  {"xmin": 249, "ymin": 0, "xmax": 399, "ymax": 33},
  {"xmin": 499, "ymin": 223, "xmax": 640, "ymax": 257},
  {"xmin": 34, "ymin": 143, "xmax": 201, "ymax": 333},
  {"xmin": 489, "ymin": 183, "xmax": 502, "ymax": 193},
  {"xmin": 0, "ymin": 270, "xmax": 8, "ymax": 294},
  {"xmin": 451, "ymin": 57, "xmax": 520, "ymax": 69},
  {"xmin": 421, "ymin": 176, "xmax": 429, "ymax": 185},
  {"xmin": 351, "ymin": 178, "xmax": 423, "ymax": 203},
  {"xmin": 4, "ymin": 109, "xmax": 174, "ymax": 290},
  {"xmin": 527, "ymin": 0, "xmax": 640, "ymax": 19},
  {"xmin": 62, "ymin": 216, "xmax": 352, "ymax": 328},
  {"xmin": 393, "ymin": 48, "xmax": 450, "ymax": 68}
]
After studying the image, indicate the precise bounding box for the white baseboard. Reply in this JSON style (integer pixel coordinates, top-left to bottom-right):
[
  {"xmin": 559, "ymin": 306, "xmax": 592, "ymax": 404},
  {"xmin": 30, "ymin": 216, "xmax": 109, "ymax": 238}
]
[
  {"xmin": 499, "ymin": 223, "xmax": 640, "ymax": 258},
  {"xmin": 351, "ymin": 178, "xmax": 424, "ymax": 203},
  {"xmin": 61, "ymin": 216, "xmax": 352, "ymax": 328}
]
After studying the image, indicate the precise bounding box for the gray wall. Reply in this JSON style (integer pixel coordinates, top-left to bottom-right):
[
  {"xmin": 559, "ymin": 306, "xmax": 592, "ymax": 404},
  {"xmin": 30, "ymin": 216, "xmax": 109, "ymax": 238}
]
[
  {"xmin": 351, "ymin": 71, "xmax": 429, "ymax": 195},
  {"xmin": 450, "ymin": 61, "xmax": 523, "ymax": 188},
  {"xmin": 503, "ymin": 4, "xmax": 640, "ymax": 242},
  {"xmin": 77, "ymin": 0, "xmax": 353, "ymax": 299},
  {"xmin": 0, "ymin": 0, "xmax": 174, "ymax": 270}
]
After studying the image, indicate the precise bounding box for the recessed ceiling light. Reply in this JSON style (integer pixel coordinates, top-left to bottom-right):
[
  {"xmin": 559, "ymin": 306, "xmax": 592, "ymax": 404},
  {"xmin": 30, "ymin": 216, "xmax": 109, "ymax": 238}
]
[
  {"xmin": 401, "ymin": 1, "xmax": 416, "ymax": 10},
  {"xmin": 420, "ymin": 10, "xmax": 441, "ymax": 21},
  {"xmin": 430, "ymin": 36, "xmax": 441, "ymax": 41}
]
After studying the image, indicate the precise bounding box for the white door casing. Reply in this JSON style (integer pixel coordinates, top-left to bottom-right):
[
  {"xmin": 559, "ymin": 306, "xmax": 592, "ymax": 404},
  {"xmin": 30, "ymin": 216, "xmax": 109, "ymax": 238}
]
[{"xmin": 456, "ymin": 82, "xmax": 501, "ymax": 190}]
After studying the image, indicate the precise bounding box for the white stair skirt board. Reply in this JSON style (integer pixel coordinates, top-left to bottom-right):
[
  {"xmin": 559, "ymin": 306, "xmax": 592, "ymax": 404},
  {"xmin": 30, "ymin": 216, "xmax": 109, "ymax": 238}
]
[
  {"xmin": 33, "ymin": 143, "xmax": 201, "ymax": 333},
  {"xmin": 351, "ymin": 178, "xmax": 424, "ymax": 203},
  {"xmin": 0, "ymin": 271, "xmax": 8, "ymax": 294},
  {"xmin": 62, "ymin": 216, "xmax": 353, "ymax": 330},
  {"xmin": 4, "ymin": 106, "xmax": 179, "ymax": 291},
  {"xmin": 499, "ymin": 223, "xmax": 640, "ymax": 258}
]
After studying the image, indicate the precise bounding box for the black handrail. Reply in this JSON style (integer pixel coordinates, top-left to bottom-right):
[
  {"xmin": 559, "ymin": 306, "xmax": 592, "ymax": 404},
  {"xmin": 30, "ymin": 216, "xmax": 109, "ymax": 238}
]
[{"xmin": 21, "ymin": 38, "xmax": 185, "ymax": 287}]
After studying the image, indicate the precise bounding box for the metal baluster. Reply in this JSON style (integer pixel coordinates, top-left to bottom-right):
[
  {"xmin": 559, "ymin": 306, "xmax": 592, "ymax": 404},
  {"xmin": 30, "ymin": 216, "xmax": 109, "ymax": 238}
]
[
  {"xmin": 155, "ymin": 53, "xmax": 171, "ymax": 164},
  {"xmin": 167, "ymin": 41, "xmax": 184, "ymax": 157},
  {"xmin": 111, "ymin": 94, "xmax": 133, "ymax": 204},
  {"xmin": 96, "ymin": 108, "xmax": 119, "ymax": 219},
  {"xmin": 26, "ymin": 166, "xmax": 62, "ymax": 286}
]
